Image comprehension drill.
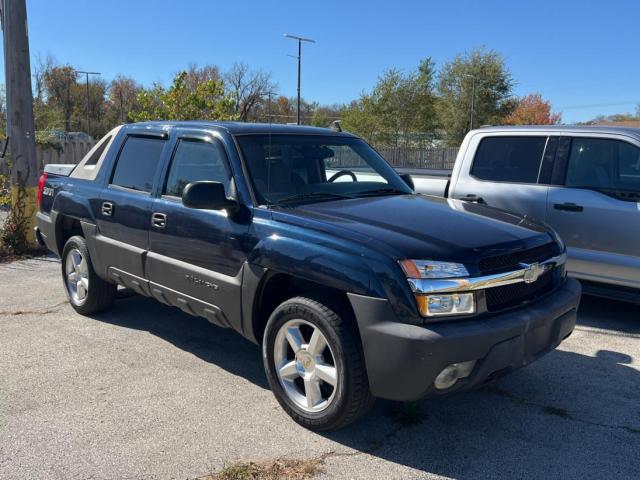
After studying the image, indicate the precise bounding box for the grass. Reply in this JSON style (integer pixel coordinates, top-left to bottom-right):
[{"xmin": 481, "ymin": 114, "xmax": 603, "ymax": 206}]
[{"xmin": 201, "ymin": 458, "xmax": 323, "ymax": 480}]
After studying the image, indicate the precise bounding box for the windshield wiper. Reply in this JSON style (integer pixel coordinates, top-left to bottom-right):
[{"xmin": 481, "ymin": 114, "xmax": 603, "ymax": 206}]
[{"xmin": 276, "ymin": 191, "xmax": 356, "ymax": 205}]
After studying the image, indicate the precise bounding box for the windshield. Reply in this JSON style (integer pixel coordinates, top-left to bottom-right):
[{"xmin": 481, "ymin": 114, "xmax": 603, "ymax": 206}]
[{"xmin": 236, "ymin": 134, "xmax": 412, "ymax": 205}]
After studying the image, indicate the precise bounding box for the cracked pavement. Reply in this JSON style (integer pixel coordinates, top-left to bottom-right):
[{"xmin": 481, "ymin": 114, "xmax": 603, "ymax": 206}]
[{"xmin": 1, "ymin": 256, "xmax": 639, "ymax": 479}]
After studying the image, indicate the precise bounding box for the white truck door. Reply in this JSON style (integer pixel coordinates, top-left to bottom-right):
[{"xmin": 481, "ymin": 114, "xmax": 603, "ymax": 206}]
[{"xmin": 450, "ymin": 133, "xmax": 552, "ymax": 223}]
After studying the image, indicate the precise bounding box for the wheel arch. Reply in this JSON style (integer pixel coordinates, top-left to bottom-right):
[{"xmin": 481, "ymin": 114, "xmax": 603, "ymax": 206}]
[{"xmin": 245, "ymin": 269, "xmax": 357, "ymax": 346}]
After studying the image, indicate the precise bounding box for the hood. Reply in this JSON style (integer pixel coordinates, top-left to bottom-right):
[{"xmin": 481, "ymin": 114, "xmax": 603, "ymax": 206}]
[{"xmin": 273, "ymin": 194, "xmax": 555, "ymax": 264}]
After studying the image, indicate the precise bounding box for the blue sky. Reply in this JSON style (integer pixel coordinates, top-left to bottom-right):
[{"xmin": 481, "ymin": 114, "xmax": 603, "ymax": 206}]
[{"xmin": 3, "ymin": 0, "xmax": 639, "ymax": 123}]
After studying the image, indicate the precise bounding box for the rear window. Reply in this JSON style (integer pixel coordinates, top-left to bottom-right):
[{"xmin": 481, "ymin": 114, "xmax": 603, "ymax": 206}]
[
  {"xmin": 85, "ymin": 135, "xmax": 111, "ymax": 166},
  {"xmin": 110, "ymin": 136, "xmax": 166, "ymax": 192},
  {"xmin": 471, "ymin": 136, "xmax": 547, "ymax": 183}
]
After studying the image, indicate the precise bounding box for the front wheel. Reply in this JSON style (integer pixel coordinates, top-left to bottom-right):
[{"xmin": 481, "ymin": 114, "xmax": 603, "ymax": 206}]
[
  {"xmin": 262, "ymin": 296, "xmax": 374, "ymax": 431},
  {"xmin": 61, "ymin": 235, "xmax": 116, "ymax": 315}
]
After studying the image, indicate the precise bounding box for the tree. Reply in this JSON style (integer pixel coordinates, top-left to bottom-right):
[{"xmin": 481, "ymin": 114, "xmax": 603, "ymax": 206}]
[
  {"xmin": 184, "ymin": 63, "xmax": 222, "ymax": 92},
  {"xmin": 341, "ymin": 58, "xmax": 438, "ymax": 147},
  {"xmin": 131, "ymin": 70, "xmax": 236, "ymax": 122},
  {"xmin": 310, "ymin": 110, "xmax": 329, "ymax": 127},
  {"xmin": 225, "ymin": 63, "xmax": 276, "ymax": 122},
  {"xmin": 108, "ymin": 75, "xmax": 142, "ymax": 124},
  {"xmin": 42, "ymin": 64, "xmax": 77, "ymax": 131},
  {"xmin": 72, "ymin": 77, "xmax": 109, "ymax": 137},
  {"xmin": 504, "ymin": 93, "xmax": 561, "ymax": 125},
  {"xmin": 437, "ymin": 47, "xmax": 515, "ymax": 145}
]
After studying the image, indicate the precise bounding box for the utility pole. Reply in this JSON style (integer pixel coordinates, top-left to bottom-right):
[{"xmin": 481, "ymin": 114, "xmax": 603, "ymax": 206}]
[
  {"xmin": 284, "ymin": 34, "xmax": 315, "ymax": 125},
  {"xmin": 1, "ymin": 0, "xmax": 39, "ymax": 247},
  {"xmin": 463, "ymin": 73, "xmax": 476, "ymax": 131},
  {"xmin": 76, "ymin": 70, "xmax": 100, "ymax": 134}
]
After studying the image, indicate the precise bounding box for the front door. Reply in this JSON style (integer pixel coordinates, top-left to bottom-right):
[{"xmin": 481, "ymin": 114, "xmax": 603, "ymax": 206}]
[
  {"xmin": 146, "ymin": 132, "xmax": 250, "ymax": 328},
  {"xmin": 546, "ymin": 135, "xmax": 640, "ymax": 288}
]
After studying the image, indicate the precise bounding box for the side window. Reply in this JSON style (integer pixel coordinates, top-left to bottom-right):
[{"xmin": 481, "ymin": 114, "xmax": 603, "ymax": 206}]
[
  {"xmin": 471, "ymin": 136, "xmax": 547, "ymax": 183},
  {"xmin": 111, "ymin": 136, "xmax": 166, "ymax": 192},
  {"xmin": 566, "ymin": 138, "xmax": 640, "ymax": 192},
  {"xmin": 164, "ymin": 139, "xmax": 230, "ymax": 198}
]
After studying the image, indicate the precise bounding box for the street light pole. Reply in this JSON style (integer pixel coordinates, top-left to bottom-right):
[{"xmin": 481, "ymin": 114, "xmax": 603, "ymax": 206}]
[
  {"xmin": 463, "ymin": 73, "xmax": 476, "ymax": 131},
  {"xmin": 76, "ymin": 70, "xmax": 100, "ymax": 133},
  {"xmin": 284, "ymin": 34, "xmax": 315, "ymax": 125}
]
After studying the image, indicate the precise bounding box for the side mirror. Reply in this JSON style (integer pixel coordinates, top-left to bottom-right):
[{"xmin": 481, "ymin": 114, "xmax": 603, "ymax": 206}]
[
  {"xmin": 182, "ymin": 181, "xmax": 239, "ymax": 213},
  {"xmin": 400, "ymin": 173, "xmax": 414, "ymax": 190}
]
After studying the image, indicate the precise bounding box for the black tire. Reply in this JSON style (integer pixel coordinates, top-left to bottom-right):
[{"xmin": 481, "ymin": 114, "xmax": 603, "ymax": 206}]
[
  {"xmin": 61, "ymin": 235, "xmax": 116, "ymax": 315},
  {"xmin": 262, "ymin": 295, "xmax": 374, "ymax": 431}
]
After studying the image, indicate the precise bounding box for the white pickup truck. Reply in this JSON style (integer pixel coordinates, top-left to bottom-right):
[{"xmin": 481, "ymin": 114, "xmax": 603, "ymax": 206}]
[{"xmin": 411, "ymin": 125, "xmax": 640, "ymax": 303}]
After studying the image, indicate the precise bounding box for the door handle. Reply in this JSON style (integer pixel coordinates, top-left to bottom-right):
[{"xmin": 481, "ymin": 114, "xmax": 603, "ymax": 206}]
[
  {"xmin": 151, "ymin": 212, "xmax": 167, "ymax": 228},
  {"xmin": 462, "ymin": 194, "xmax": 484, "ymax": 204},
  {"xmin": 101, "ymin": 202, "xmax": 113, "ymax": 216},
  {"xmin": 554, "ymin": 202, "xmax": 583, "ymax": 212}
]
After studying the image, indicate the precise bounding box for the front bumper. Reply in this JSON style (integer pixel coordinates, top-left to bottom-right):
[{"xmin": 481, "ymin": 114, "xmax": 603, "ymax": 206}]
[{"xmin": 348, "ymin": 277, "xmax": 581, "ymax": 401}]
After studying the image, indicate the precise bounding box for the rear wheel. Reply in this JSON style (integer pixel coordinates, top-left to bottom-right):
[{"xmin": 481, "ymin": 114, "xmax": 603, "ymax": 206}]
[
  {"xmin": 262, "ymin": 296, "xmax": 374, "ymax": 431},
  {"xmin": 61, "ymin": 235, "xmax": 116, "ymax": 314}
]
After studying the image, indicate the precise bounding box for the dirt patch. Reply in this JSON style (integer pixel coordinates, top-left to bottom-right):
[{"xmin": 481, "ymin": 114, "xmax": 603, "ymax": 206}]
[{"xmin": 201, "ymin": 458, "xmax": 323, "ymax": 480}]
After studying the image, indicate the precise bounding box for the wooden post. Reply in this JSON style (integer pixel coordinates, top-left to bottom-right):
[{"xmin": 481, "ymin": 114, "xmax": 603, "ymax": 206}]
[{"xmin": 2, "ymin": 0, "xmax": 39, "ymax": 248}]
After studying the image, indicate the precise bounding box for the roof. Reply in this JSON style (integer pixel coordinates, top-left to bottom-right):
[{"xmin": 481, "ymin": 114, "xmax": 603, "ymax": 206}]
[
  {"xmin": 477, "ymin": 124, "xmax": 640, "ymax": 140},
  {"xmin": 126, "ymin": 121, "xmax": 357, "ymax": 137}
]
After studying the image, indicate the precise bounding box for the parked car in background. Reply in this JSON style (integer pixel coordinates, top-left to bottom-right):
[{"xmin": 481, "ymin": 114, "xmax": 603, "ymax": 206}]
[
  {"xmin": 34, "ymin": 122, "xmax": 579, "ymax": 430},
  {"xmin": 414, "ymin": 126, "xmax": 640, "ymax": 303}
]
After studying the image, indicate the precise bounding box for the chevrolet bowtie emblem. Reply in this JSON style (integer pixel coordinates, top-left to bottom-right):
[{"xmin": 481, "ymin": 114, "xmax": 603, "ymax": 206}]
[{"xmin": 520, "ymin": 262, "xmax": 544, "ymax": 284}]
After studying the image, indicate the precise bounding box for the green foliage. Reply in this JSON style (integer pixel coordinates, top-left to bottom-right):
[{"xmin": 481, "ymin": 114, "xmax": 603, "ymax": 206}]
[
  {"xmin": 437, "ymin": 47, "xmax": 515, "ymax": 145},
  {"xmin": 341, "ymin": 58, "xmax": 438, "ymax": 147},
  {"xmin": 0, "ymin": 172, "xmax": 10, "ymax": 208},
  {"xmin": 310, "ymin": 109, "xmax": 330, "ymax": 127},
  {"xmin": 131, "ymin": 71, "xmax": 237, "ymax": 122}
]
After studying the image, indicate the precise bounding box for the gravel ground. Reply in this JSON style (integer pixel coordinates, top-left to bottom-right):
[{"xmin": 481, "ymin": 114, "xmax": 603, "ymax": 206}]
[{"xmin": 1, "ymin": 256, "xmax": 639, "ymax": 480}]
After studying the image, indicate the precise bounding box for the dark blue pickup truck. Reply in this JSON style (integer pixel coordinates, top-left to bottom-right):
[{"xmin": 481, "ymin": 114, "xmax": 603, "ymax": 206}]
[{"xmin": 35, "ymin": 121, "xmax": 581, "ymax": 430}]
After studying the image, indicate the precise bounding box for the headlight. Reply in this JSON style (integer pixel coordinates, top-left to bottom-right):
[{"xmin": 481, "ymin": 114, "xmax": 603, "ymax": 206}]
[
  {"xmin": 399, "ymin": 260, "xmax": 475, "ymax": 318},
  {"xmin": 399, "ymin": 259, "xmax": 469, "ymax": 279},
  {"xmin": 416, "ymin": 293, "xmax": 476, "ymax": 317}
]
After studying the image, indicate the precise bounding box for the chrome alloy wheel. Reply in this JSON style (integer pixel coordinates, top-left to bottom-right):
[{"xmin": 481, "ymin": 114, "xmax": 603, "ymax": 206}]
[
  {"xmin": 273, "ymin": 319, "xmax": 338, "ymax": 413},
  {"xmin": 65, "ymin": 248, "xmax": 89, "ymax": 305}
]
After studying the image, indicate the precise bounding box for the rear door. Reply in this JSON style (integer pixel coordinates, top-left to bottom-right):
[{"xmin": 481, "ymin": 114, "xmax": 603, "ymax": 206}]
[
  {"xmin": 146, "ymin": 131, "xmax": 250, "ymax": 328},
  {"xmin": 546, "ymin": 135, "xmax": 640, "ymax": 288},
  {"xmin": 451, "ymin": 134, "xmax": 552, "ymax": 222},
  {"xmin": 95, "ymin": 132, "xmax": 168, "ymax": 287}
]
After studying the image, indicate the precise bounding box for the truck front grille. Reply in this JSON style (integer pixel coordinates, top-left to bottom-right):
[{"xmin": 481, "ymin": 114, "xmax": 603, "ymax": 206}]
[
  {"xmin": 479, "ymin": 243, "xmax": 559, "ymax": 274},
  {"xmin": 485, "ymin": 269, "xmax": 555, "ymax": 312}
]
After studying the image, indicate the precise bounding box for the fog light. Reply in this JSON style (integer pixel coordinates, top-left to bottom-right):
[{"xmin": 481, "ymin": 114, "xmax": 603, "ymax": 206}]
[
  {"xmin": 416, "ymin": 292, "xmax": 475, "ymax": 317},
  {"xmin": 434, "ymin": 360, "xmax": 476, "ymax": 390}
]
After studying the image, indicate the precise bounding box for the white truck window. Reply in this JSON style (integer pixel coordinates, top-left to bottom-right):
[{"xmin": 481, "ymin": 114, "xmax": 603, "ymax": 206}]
[{"xmin": 471, "ymin": 136, "xmax": 546, "ymax": 183}]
